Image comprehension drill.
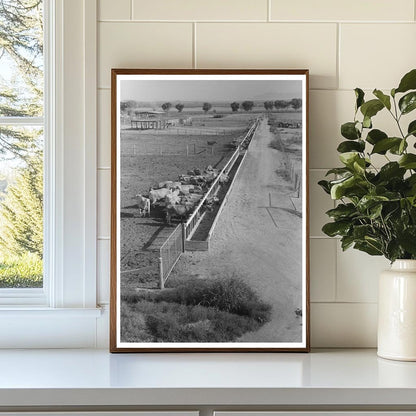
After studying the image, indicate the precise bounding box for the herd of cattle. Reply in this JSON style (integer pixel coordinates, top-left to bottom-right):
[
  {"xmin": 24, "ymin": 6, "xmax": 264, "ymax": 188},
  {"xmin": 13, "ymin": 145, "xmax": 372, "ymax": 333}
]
[{"xmin": 135, "ymin": 165, "xmax": 229, "ymax": 224}]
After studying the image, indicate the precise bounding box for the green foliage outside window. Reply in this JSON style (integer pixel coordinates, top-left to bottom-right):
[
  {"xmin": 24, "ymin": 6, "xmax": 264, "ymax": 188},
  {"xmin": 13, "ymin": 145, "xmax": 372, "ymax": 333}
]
[{"xmin": 0, "ymin": 0, "xmax": 44, "ymax": 288}]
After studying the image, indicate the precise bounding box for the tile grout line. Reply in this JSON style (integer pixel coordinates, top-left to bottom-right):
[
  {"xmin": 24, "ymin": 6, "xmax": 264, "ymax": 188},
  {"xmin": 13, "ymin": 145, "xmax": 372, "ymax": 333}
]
[
  {"xmin": 311, "ymin": 301, "xmax": 378, "ymax": 305},
  {"xmin": 334, "ymin": 230, "xmax": 338, "ymax": 302},
  {"xmin": 336, "ymin": 22, "xmax": 340, "ymax": 90},
  {"xmin": 193, "ymin": 22, "xmax": 197, "ymax": 68},
  {"xmin": 267, "ymin": 0, "xmax": 271, "ymax": 22},
  {"xmin": 130, "ymin": 0, "xmax": 133, "ymax": 20},
  {"xmin": 97, "ymin": 19, "xmax": 416, "ymax": 24}
]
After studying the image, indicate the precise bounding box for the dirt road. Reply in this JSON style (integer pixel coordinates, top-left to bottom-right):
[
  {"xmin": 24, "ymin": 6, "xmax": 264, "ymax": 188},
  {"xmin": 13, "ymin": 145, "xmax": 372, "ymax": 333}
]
[{"xmin": 171, "ymin": 117, "xmax": 303, "ymax": 342}]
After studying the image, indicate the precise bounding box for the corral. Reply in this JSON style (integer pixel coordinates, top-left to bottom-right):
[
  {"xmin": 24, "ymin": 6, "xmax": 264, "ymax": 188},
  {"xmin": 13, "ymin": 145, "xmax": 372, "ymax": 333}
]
[
  {"xmin": 120, "ymin": 111, "xmax": 257, "ymax": 292},
  {"xmin": 120, "ymin": 110, "xmax": 302, "ymax": 297}
]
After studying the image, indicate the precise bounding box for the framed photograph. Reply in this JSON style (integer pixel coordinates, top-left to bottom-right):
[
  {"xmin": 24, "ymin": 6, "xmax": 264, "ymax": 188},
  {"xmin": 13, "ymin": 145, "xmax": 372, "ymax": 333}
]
[{"xmin": 110, "ymin": 69, "xmax": 309, "ymax": 352}]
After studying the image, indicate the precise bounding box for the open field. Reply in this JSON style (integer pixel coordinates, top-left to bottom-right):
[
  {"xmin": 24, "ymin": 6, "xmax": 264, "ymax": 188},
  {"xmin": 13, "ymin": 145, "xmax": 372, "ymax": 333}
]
[
  {"xmin": 120, "ymin": 112, "xmax": 255, "ymax": 291},
  {"xmin": 166, "ymin": 117, "xmax": 303, "ymax": 342},
  {"xmin": 119, "ymin": 110, "xmax": 304, "ymax": 343}
]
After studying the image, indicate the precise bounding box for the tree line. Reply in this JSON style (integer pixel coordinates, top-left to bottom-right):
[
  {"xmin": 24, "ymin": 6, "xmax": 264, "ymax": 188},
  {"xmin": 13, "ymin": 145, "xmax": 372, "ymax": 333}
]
[
  {"xmin": 121, "ymin": 98, "xmax": 302, "ymax": 115},
  {"xmin": 0, "ymin": 0, "xmax": 44, "ymax": 261}
]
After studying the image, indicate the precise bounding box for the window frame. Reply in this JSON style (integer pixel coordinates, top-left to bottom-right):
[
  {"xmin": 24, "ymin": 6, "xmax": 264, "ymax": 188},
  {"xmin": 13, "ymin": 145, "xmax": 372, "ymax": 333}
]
[{"xmin": 0, "ymin": 0, "xmax": 101, "ymax": 348}]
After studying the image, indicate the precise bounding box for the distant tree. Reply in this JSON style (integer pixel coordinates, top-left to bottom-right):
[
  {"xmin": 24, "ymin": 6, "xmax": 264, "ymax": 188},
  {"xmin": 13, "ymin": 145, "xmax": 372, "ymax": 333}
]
[
  {"xmin": 0, "ymin": 156, "xmax": 43, "ymax": 258},
  {"xmin": 274, "ymin": 100, "xmax": 289, "ymax": 110},
  {"xmin": 263, "ymin": 101, "xmax": 274, "ymax": 111},
  {"xmin": 242, "ymin": 101, "xmax": 254, "ymax": 112},
  {"xmin": 175, "ymin": 103, "xmax": 184, "ymax": 113},
  {"xmin": 0, "ymin": 0, "xmax": 43, "ymax": 163},
  {"xmin": 202, "ymin": 102, "xmax": 212, "ymax": 113},
  {"xmin": 291, "ymin": 98, "xmax": 302, "ymax": 110},
  {"xmin": 161, "ymin": 102, "xmax": 172, "ymax": 112},
  {"xmin": 230, "ymin": 102, "xmax": 239, "ymax": 112}
]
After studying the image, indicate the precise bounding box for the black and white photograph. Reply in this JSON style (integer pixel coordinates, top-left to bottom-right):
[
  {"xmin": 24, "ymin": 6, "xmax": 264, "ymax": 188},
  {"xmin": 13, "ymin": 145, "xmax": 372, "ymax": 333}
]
[{"xmin": 110, "ymin": 69, "xmax": 309, "ymax": 352}]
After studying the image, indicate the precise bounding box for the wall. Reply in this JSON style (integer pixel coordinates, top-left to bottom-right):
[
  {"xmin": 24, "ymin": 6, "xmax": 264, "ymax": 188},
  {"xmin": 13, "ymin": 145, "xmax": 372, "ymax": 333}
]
[{"xmin": 96, "ymin": 0, "xmax": 416, "ymax": 347}]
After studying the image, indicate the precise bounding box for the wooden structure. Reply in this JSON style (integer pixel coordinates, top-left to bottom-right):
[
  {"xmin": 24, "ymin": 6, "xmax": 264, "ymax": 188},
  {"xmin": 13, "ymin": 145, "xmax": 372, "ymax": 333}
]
[{"xmin": 131, "ymin": 119, "xmax": 169, "ymax": 129}]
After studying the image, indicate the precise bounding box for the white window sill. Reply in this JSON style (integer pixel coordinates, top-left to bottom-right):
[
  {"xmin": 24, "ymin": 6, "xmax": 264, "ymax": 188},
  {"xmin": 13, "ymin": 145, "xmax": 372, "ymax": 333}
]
[
  {"xmin": 0, "ymin": 306, "xmax": 106, "ymax": 349},
  {"xmin": 0, "ymin": 349, "xmax": 415, "ymax": 409},
  {"xmin": 0, "ymin": 307, "xmax": 102, "ymax": 317}
]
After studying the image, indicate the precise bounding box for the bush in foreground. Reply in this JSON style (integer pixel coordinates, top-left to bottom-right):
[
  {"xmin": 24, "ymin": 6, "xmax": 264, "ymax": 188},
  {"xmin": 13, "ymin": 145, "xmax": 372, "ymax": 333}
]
[{"xmin": 121, "ymin": 275, "xmax": 272, "ymax": 343}]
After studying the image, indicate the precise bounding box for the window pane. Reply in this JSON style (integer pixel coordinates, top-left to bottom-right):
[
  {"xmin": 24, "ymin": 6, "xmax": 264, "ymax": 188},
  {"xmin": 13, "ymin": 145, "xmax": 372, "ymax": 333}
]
[
  {"xmin": 0, "ymin": 126, "xmax": 43, "ymax": 288},
  {"xmin": 0, "ymin": 0, "xmax": 44, "ymax": 117}
]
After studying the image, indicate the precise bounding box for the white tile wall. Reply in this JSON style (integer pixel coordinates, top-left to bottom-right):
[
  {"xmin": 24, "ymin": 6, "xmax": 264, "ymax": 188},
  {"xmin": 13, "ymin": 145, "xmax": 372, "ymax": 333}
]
[
  {"xmin": 97, "ymin": 169, "xmax": 111, "ymax": 239},
  {"xmin": 310, "ymin": 239, "xmax": 336, "ymax": 302},
  {"xmin": 98, "ymin": 22, "xmax": 193, "ymax": 88},
  {"xmin": 340, "ymin": 24, "xmax": 416, "ymax": 90},
  {"xmin": 96, "ymin": 0, "xmax": 416, "ymax": 347},
  {"xmin": 196, "ymin": 23, "xmax": 338, "ymax": 89},
  {"xmin": 132, "ymin": 0, "xmax": 268, "ymax": 21},
  {"xmin": 98, "ymin": 89, "xmax": 111, "ymax": 168},
  {"xmin": 99, "ymin": 0, "xmax": 131, "ymax": 21},
  {"xmin": 270, "ymin": 0, "xmax": 415, "ymax": 22}
]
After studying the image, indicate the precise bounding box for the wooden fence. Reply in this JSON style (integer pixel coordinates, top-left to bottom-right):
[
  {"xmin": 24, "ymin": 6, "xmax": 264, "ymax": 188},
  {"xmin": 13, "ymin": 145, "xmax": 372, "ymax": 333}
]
[
  {"xmin": 158, "ymin": 223, "xmax": 185, "ymax": 289},
  {"xmin": 184, "ymin": 119, "xmax": 259, "ymax": 241}
]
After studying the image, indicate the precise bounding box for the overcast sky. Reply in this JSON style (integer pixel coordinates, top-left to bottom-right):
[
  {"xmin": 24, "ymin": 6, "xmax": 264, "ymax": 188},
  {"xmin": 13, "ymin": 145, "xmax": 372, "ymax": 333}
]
[{"xmin": 120, "ymin": 80, "xmax": 302, "ymax": 102}]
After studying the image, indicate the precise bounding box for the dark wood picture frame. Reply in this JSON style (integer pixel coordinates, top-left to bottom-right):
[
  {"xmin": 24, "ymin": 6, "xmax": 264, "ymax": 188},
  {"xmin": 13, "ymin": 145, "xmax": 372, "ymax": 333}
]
[{"xmin": 110, "ymin": 69, "xmax": 310, "ymax": 352}]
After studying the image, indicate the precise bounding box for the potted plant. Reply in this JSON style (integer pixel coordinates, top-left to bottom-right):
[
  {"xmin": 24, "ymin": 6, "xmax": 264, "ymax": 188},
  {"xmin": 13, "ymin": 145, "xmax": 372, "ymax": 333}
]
[{"xmin": 319, "ymin": 68, "xmax": 416, "ymax": 361}]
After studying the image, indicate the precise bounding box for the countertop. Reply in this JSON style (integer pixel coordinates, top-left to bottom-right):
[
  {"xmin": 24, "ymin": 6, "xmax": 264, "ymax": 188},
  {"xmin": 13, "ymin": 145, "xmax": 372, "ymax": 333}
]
[{"xmin": 1, "ymin": 349, "xmax": 416, "ymax": 409}]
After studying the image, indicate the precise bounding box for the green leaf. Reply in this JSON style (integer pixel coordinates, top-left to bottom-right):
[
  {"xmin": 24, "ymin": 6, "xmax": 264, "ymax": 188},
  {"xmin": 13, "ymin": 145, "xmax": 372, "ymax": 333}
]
[
  {"xmin": 399, "ymin": 91, "xmax": 416, "ymax": 115},
  {"xmin": 373, "ymin": 89, "xmax": 391, "ymax": 110},
  {"xmin": 389, "ymin": 139, "xmax": 408, "ymax": 155},
  {"xmin": 354, "ymin": 241, "xmax": 383, "ymax": 256},
  {"xmin": 341, "ymin": 235, "xmax": 355, "ymax": 251},
  {"xmin": 337, "ymin": 140, "xmax": 365, "ymax": 153},
  {"xmin": 360, "ymin": 99, "xmax": 384, "ymax": 119},
  {"xmin": 378, "ymin": 162, "xmax": 406, "ymax": 181},
  {"xmin": 325, "ymin": 167, "xmax": 351, "ymax": 176},
  {"xmin": 318, "ymin": 180, "xmax": 331, "ymax": 194},
  {"xmin": 369, "ymin": 203, "xmax": 383, "ymax": 220},
  {"xmin": 341, "ymin": 122, "xmax": 360, "ymax": 140},
  {"xmin": 355, "ymin": 88, "xmax": 365, "ymax": 110},
  {"xmin": 399, "ymin": 154, "xmax": 416, "ymax": 169},
  {"xmin": 366, "ymin": 129, "xmax": 388, "ymax": 145},
  {"xmin": 407, "ymin": 120, "xmax": 416, "ymax": 137},
  {"xmin": 363, "ymin": 115, "xmax": 372, "ymax": 129},
  {"xmin": 395, "ymin": 69, "xmax": 416, "ymax": 94},
  {"xmin": 371, "ymin": 137, "xmax": 402, "ymax": 154},
  {"xmin": 326, "ymin": 203, "xmax": 356, "ymax": 220},
  {"xmin": 322, "ymin": 221, "xmax": 351, "ymax": 237},
  {"xmin": 357, "ymin": 195, "xmax": 389, "ymax": 211},
  {"xmin": 339, "ymin": 151, "xmax": 360, "ymax": 166},
  {"xmin": 391, "ymin": 88, "xmax": 396, "ymax": 98},
  {"xmin": 330, "ymin": 175, "xmax": 360, "ymax": 199},
  {"xmin": 352, "ymin": 225, "xmax": 373, "ymax": 240},
  {"xmin": 386, "ymin": 240, "xmax": 402, "ymax": 263},
  {"xmin": 398, "ymin": 227, "xmax": 416, "ymax": 255}
]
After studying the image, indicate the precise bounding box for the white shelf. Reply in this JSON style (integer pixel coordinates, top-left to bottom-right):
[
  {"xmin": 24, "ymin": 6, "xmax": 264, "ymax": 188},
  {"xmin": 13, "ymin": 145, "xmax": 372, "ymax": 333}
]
[{"xmin": 0, "ymin": 349, "xmax": 416, "ymax": 408}]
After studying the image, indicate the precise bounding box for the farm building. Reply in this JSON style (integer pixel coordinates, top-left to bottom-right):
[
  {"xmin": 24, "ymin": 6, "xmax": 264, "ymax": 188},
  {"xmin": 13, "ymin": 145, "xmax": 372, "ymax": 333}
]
[{"xmin": 130, "ymin": 112, "xmax": 179, "ymax": 129}]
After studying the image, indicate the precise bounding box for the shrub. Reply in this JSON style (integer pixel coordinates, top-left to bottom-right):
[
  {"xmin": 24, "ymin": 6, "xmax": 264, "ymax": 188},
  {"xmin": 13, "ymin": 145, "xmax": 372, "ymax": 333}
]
[
  {"xmin": 0, "ymin": 252, "xmax": 42, "ymax": 288},
  {"xmin": 120, "ymin": 275, "xmax": 272, "ymax": 343}
]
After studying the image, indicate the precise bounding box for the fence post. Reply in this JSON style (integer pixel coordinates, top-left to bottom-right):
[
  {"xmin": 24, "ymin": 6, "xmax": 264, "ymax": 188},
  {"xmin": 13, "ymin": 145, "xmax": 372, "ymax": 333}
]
[
  {"xmin": 181, "ymin": 222, "xmax": 186, "ymax": 252},
  {"xmin": 159, "ymin": 256, "xmax": 164, "ymax": 289}
]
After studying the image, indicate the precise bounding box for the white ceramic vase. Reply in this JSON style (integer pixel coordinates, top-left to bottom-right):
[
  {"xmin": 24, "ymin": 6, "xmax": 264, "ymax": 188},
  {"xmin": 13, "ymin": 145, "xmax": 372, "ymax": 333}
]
[{"xmin": 378, "ymin": 259, "xmax": 416, "ymax": 361}]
